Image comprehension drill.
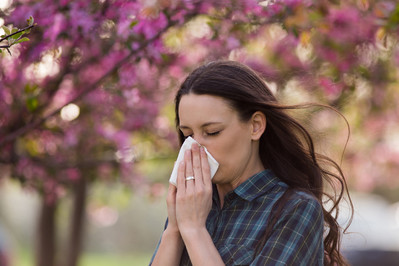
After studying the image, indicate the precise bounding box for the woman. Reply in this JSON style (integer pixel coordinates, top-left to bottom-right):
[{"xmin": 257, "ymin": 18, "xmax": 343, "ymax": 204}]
[{"xmin": 150, "ymin": 60, "xmax": 352, "ymax": 265}]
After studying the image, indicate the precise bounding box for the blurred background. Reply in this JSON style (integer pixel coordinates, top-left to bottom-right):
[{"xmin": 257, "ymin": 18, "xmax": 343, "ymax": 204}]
[{"xmin": 1, "ymin": 0, "xmax": 399, "ymax": 265}]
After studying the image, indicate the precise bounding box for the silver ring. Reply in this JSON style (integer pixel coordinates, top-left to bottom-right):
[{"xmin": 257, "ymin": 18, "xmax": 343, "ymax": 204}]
[{"xmin": 185, "ymin": 176, "xmax": 195, "ymax": 181}]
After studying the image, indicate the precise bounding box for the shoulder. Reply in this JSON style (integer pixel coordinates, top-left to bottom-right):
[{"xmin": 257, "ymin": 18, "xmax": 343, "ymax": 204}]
[
  {"xmin": 290, "ymin": 190, "xmax": 321, "ymax": 205},
  {"xmin": 280, "ymin": 189, "xmax": 324, "ymax": 224}
]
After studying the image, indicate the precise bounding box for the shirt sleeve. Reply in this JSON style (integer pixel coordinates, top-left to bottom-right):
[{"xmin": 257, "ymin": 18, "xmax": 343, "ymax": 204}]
[{"xmin": 251, "ymin": 194, "xmax": 324, "ymax": 266}]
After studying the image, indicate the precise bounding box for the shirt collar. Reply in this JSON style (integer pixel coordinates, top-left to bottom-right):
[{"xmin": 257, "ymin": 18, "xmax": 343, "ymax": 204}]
[{"xmin": 233, "ymin": 169, "xmax": 282, "ymax": 201}]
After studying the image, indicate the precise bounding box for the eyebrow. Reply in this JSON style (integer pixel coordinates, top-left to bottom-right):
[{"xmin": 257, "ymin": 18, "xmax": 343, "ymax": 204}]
[{"xmin": 179, "ymin": 122, "xmax": 223, "ymax": 130}]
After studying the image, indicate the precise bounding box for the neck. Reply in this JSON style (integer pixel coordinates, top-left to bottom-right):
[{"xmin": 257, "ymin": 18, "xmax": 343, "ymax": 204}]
[{"xmin": 216, "ymin": 159, "xmax": 265, "ymax": 208}]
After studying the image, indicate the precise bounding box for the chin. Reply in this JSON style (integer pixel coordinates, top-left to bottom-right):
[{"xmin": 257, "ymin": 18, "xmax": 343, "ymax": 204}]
[{"xmin": 211, "ymin": 172, "xmax": 220, "ymax": 183}]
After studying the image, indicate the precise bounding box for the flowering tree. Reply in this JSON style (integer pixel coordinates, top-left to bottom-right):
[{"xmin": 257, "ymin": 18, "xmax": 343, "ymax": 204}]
[
  {"xmin": 1, "ymin": 1, "xmax": 204, "ymax": 265},
  {"xmin": 1, "ymin": 0, "xmax": 399, "ymax": 265}
]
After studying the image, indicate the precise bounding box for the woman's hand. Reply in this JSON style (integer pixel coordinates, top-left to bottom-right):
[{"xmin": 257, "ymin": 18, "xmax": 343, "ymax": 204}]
[
  {"xmin": 165, "ymin": 183, "xmax": 179, "ymax": 233},
  {"xmin": 151, "ymin": 182, "xmax": 184, "ymax": 266},
  {"xmin": 175, "ymin": 143, "xmax": 213, "ymax": 234}
]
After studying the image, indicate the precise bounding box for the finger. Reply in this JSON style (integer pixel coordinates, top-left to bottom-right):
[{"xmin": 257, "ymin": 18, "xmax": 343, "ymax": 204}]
[
  {"xmin": 166, "ymin": 184, "xmax": 176, "ymax": 212},
  {"xmin": 176, "ymin": 160, "xmax": 186, "ymax": 194},
  {"xmin": 184, "ymin": 149, "xmax": 195, "ymax": 192},
  {"xmin": 200, "ymin": 146, "xmax": 212, "ymax": 188},
  {"xmin": 166, "ymin": 184, "xmax": 178, "ymax": 229},
  {"xmin": 191, "ymin": 143, "xmax": 203, "ymax": 186},
  {"xmin": 167, "ymin": 183, "xmax": 177, "ymax": 203}
]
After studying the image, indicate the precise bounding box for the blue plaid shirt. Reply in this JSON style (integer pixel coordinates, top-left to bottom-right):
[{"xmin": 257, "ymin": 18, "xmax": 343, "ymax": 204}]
[{"xmin": 151, "ymin": 170, "xmax": 324, "ymax": 265}]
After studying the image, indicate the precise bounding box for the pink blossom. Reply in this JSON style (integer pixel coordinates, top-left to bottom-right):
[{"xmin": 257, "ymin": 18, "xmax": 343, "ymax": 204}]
[
  {"xmin": 134, "ymin": 12, "xmax": 168, "ymax": 39},
  {"xmin": 226, "ymin": 37, "xmax": 240, "ymax": 50},
  {"xmin": 171, "ymin": 10, "xmax": 187, "ymax": 24},
  {"xmin": 51, "ymin": 77, "xmax": 75, "ymax": 109},
  {"xmin": 245, "ymin": 59, "xmax": 280, "ymax": 82},
  {"xmin": 318, "ymin": 76, "xmax": 343, "ymax": 97},
  {"xmin": 169, "ymin": 65, "xmax": 183, "ymax": 78},
  {"xmin": 315, "ymin": 45, "xmax": 355, "ymax": 72},
  {"xmin": 16, "ymin": 158, "xmax": 47, "ymax": 181},
  {"xmin": 273, "ymin": 35, "xmax": 306, "ymax": 70},
  {"xmin": 0, "ymin": 88, "xmax": 13, "ymax": 105},
  {"xmin": 241, "ymin": 0, "xmax": 264, "ymax": 13},
  {"xmin": 65, "ymin": 168, "xmax": 81, "ymax": 182},
  {"xmin": 145, "ymin": 39, "xmax": 166, "ymax": 63},
  {"xmin": 43, "ymin": 13, "xmax": 67, "ymax": 42},
  {"xmin": 1, "ymin": 55, "xmax": 22, "ymax": 82},
  {"xmin": 113, "ymin": 130, "xmax": 131, "ymax": 150},
  {"xmin": 69, "ymin": 3, "xmax": 97, "ymax": 36},
  {"xmin": 182, "ymin": 0, "xmax": 195, "ymax": 10},
  {"xmin": 64, "ymin": 128, "xmax": 79, "ymax": 146},
  {"xmin": 123, "ymin": 88, "xmax": 141, "ymax": 108},
  {"xmin": 326, "ymin": 7, "xmax": 376, "ymax": 44},
  {"xmin": 135, "ymin": 59, "xmax": 159, "ymax": 89},
  {"xmin": 118, "ymin": 64, "xmax": 137, "ymax": 88},
  {"xmin": 59, "ymin": 0, "xmax": 69, "ymax": 7},
  {"xmin": 374, "ymin": 1, "xmax": 397, "ymax": 18},
  {"xmin": 117, "ymin": 19, "xmax": 132, "ymax": 37}
]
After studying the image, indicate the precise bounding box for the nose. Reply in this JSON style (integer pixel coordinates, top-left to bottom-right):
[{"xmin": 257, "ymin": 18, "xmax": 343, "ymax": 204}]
[{"xmin": 192, "ymin": 136, "xmax": 205, "ymax": 147}]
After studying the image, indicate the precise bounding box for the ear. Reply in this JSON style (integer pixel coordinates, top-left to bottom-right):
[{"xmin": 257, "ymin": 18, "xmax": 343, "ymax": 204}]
[{"xmin": 250, "ymin": 111, "xmax": 266, "ymax": 141}]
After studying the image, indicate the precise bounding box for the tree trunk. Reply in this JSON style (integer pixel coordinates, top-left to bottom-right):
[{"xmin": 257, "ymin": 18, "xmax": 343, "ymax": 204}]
[
  {"xmin": 66, "ymin": 177, "xmax": 87, "ymax": 266},
  {"xmin": 36, "ymin": 199, "xmax": 57, "ymax": 266}
]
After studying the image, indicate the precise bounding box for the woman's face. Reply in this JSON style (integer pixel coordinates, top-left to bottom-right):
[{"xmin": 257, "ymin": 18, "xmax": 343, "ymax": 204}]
[{"xmin": 178, "ymin": 93, "xmax": 264, "ymax": 187}]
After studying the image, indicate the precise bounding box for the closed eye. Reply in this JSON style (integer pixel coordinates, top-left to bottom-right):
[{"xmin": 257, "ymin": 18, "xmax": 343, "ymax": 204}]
[{"xmin": 207, "ymin": 131, "xmax": 220, "ymax": 136}]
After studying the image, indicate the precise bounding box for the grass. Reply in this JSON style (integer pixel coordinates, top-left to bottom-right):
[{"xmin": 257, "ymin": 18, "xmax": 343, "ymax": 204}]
[
  {"xmin": 14, "ymin": 249, "xmax": 152, "ymax": 266},
  {"xmin": 81, "ymin": 253, "xmax": 151, "ymax": 266}
]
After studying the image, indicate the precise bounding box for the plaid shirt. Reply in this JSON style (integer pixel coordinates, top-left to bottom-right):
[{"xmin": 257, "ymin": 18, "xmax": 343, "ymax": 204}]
[{"xmin": 151, "ymin": 170, "xmax": 324, "ymax": 265}]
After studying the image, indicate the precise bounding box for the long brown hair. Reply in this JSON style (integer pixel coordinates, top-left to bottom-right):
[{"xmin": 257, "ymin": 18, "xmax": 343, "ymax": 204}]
[{"xmin": 174, "ymin": 60, "xmax": 352, "ymax": 265}]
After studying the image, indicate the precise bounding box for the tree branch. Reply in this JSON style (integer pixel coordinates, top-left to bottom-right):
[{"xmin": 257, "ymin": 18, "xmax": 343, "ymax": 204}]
[{"xmin": 0, "ymin": 24, "xmax": 35, "ymax": 43}]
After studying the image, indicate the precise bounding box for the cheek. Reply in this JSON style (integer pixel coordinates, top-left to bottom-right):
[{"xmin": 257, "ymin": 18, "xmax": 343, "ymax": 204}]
[
  {"xmin": 211, "ymin": 145, "xmax": 248, "ymax": 181},
  {"xmin": 203, "ymin": 141, "xmax": 228, "ymax": 171},
  {"xmin": 205, "ymin": 126, "xmax": 251, "ymax": 176},
  {"xmin": 210, "ymin": 138, "xmax": 246, "ymax": 169}
]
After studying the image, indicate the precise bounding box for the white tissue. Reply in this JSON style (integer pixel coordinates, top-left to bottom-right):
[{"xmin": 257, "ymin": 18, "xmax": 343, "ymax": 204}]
[{"xmin": 169, "ymin": 137, "xmax": 219, "ymax": 186}]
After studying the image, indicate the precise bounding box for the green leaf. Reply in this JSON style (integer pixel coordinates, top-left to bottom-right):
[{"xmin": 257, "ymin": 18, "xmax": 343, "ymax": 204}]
[
  {"xmin": 11, "ymin": 28, "xmax": 18, "ymax": 34},
  {"xmin": 26, "ymin": 97, "xmax": 39, "ymax": 112},
  {"xmin": 27, "ymin": 16, "xmax": 34, "ymax": 26},
  {"xmin": 1, "ymin": 26, "xmax": 10, "ymax": 35},
  {"xmin": 25, "ymin": 83, "xmax": 39, "ymax": 93},
  {"xmin": 14, "ymin": 37, "xmax": 29, "ymax": 44},
  {"xmin": 7, "ymin": 38, "xmax": 15, "ymax": 45},
  {"xmin": 387, "ymin": 5, "xmax": 399, "ymax": 29},
  {"xmin": 12, "ymin": 31, "xmax": 25, "ymax": 40},
  {"xmin": 130, "ymin": 20, "xmax": 138, "ymax": 28},
  {"xmin": 161, "ymin": 53, "xmax": 170, "ymax": 62}
]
